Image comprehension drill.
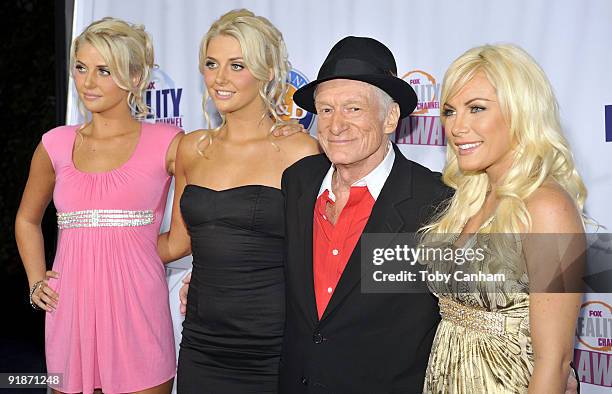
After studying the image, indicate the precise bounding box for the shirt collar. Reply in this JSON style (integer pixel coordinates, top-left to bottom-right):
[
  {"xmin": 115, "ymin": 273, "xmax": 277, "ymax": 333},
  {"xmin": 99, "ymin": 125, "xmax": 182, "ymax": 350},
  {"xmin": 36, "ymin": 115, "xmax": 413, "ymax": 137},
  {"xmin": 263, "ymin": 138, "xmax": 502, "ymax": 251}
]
[{"xmin": 317, "ymin": 142, "xmax": 395, "ymax": 202}]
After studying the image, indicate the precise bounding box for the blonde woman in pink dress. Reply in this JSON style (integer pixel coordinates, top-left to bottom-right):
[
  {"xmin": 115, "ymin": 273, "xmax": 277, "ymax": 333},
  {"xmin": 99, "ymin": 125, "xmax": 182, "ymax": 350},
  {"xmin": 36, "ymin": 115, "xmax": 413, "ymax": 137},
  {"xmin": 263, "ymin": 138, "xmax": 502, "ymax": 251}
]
[{"xmin": 14, "ymin": 18, "xmax": 181, "ymax": 394}]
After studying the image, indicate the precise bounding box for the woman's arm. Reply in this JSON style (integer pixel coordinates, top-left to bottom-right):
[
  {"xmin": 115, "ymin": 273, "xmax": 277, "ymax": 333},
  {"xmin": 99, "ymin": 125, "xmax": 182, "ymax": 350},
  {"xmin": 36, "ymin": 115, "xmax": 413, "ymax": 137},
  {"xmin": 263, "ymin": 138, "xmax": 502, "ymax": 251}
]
[
  {"xmin": 525, "ymin": 185, "xmax": 584, "ymax": 393},
  {"xmin": 165, "ymin": 131, "xmax": 183, "ymax": 176},
  {"xmin": 157, "ymin": 134, "xmax": 195, "ymax": 263},
  {"xmin": 15, "ymin": 142, "xmax": 59, "ymax": 311}
]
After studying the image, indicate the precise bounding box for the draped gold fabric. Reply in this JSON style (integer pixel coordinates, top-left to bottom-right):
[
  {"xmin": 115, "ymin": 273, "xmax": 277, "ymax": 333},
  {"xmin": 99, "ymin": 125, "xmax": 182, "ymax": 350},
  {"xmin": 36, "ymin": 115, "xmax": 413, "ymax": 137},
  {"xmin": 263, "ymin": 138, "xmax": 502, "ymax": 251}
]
[{"xmin": 421, "ymin": 231, "xmax": 533, "ymax": 393}]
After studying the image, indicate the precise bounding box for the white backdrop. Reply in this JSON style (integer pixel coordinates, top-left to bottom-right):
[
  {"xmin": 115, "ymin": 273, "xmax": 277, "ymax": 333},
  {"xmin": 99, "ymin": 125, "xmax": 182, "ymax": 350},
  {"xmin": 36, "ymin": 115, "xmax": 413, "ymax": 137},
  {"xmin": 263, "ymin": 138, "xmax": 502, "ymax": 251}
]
[{"xmin": 68, "ymin": 0, "xmax": 612, "ymax": 391}]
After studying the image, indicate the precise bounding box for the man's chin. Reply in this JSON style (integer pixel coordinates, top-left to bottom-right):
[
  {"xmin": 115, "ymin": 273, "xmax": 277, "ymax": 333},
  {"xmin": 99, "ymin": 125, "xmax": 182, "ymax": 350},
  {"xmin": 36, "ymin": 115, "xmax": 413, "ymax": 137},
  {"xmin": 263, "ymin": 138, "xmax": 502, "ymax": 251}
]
[{"xmin": 326, "ymin": 153, "xmax": 354, "ymax": 166}]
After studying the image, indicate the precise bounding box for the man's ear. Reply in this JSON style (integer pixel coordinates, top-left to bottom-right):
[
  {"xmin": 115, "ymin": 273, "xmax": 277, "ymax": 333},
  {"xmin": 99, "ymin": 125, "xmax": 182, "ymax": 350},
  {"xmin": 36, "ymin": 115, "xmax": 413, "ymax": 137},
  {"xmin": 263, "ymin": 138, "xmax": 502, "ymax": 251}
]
[{"xmin": 383, "ymin": 102, "xmax": 401, "ymax": 135}]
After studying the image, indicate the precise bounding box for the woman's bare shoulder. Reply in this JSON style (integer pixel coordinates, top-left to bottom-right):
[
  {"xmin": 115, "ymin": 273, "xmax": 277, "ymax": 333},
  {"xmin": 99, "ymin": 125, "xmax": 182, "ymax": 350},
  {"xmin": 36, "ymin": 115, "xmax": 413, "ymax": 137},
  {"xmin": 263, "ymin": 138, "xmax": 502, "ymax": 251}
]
[
  {"xmin": 178, "ymin": 129, "xmax": 215, "ymax": 158},
  {"xmin": 274, "ymin": 131, "xmax": 321, "ymax": 163},
  {"xmin": 525, "ymin": 181, "xmax": 583, "ymax": 233}
]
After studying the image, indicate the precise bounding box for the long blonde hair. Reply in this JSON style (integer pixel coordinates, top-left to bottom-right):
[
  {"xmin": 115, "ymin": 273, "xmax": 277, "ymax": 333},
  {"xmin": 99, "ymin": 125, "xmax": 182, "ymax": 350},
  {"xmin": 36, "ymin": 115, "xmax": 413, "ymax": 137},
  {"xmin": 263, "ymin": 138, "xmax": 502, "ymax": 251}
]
[
  {"xmin": 70, "ymin": 17, "xmax": 154, "ymax": 119},
  {"xmin": 198, "ymin": 9, "xmax": 290, "ymax": 131},
  {"xmin": 422, "ymin": 44, "xmax": 587, "ymax": 235}
]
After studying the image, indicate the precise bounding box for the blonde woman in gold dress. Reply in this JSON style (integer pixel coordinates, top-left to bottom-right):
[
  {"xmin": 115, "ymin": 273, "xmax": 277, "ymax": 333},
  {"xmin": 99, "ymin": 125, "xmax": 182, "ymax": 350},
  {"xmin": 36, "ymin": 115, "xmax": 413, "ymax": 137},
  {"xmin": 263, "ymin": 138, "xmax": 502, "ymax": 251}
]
[{"xmin": 420, "ymin": 44, "xmax": 586, "ymax": 393}]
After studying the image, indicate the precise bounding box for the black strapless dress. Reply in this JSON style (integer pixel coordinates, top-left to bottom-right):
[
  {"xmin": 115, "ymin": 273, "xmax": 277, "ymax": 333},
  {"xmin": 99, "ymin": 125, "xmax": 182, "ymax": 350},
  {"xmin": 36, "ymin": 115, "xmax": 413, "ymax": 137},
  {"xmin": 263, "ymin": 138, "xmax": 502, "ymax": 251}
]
[{"xmin": 176, "ymin": 185, "xmax": 285, "ymax": 394}]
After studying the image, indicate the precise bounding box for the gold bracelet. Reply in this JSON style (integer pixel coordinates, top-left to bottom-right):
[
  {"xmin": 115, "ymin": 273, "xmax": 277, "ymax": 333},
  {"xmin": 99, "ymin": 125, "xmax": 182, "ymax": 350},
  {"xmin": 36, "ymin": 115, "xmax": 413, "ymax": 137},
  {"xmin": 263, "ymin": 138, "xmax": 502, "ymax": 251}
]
[{"xmin": 29, "ymin": 280, "xmax": 44, "ymax": 311}]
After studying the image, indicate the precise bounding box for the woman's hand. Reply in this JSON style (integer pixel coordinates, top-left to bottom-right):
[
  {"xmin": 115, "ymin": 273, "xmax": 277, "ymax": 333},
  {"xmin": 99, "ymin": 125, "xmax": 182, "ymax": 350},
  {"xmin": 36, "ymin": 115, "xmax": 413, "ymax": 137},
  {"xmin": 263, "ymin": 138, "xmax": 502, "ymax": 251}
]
[
  {"xmin": 31, "ymin": 270, "xmax": 59, "ymax": 312},
  {"xmin": 179, "ymin": 272, "xmax": 191, "ymax": 315},
  {"xmin": 271, "ymin": 121, "xmax": 307, "ymax": 137}
]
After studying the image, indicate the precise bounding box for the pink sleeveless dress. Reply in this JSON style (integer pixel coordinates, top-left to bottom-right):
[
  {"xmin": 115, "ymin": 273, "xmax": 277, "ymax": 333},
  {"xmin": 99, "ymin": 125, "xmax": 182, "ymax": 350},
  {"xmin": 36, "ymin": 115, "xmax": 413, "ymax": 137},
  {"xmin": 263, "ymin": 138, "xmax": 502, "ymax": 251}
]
[{"xmin": 41, "ymin": 122, "xmax": 180, "ymax": 394}]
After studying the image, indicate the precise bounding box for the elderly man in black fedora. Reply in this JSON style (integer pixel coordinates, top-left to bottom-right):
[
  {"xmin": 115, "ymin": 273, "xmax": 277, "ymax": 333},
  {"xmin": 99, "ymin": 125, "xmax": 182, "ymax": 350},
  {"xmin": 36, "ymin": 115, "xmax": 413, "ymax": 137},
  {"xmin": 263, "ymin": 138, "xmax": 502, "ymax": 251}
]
[{"xmin": 278, "ymin": 36, "xmax": 448, "ymax": 393}]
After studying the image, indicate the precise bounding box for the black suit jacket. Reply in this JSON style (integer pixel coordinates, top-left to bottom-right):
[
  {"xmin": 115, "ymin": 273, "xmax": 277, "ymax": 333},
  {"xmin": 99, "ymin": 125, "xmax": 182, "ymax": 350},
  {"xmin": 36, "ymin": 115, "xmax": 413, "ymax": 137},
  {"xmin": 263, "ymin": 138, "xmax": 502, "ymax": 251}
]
[{"xmin": 279, "ymin": 145, "xmax": 451, "ymax": 393}]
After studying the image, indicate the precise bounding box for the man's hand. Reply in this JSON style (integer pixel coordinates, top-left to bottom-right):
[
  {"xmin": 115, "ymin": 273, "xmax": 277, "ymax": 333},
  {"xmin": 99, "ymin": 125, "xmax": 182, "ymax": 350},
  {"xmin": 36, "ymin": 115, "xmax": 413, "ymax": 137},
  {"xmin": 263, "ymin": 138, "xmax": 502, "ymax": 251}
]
[{"xmin": 179, "ymin": 272, "xmax": 191, "ymax": 315}]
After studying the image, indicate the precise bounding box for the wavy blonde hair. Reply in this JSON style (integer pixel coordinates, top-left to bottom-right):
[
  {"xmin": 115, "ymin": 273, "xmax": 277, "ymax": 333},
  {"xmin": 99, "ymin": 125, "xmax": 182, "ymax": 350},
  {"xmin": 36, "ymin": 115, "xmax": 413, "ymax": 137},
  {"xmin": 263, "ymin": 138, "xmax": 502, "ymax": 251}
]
[
  {"xmin": 198, "ymin": 9, "xmax": 290, "ymax": 131},
  {"xmin": 422, "ymin": 44, "xmax": 587, "ymax": 235},
  {"xmin": 70, "ymin": 17, "xmax": 154, "ymax": 119}
]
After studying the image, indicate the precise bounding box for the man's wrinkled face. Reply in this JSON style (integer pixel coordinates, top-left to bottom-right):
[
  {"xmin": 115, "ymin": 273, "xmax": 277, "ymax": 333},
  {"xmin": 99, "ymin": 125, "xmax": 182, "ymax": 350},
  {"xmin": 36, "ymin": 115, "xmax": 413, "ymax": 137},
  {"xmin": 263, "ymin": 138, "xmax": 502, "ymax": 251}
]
[{"xmin": 314, "ymin": 79, "xmax": 396, "ymax": 169}]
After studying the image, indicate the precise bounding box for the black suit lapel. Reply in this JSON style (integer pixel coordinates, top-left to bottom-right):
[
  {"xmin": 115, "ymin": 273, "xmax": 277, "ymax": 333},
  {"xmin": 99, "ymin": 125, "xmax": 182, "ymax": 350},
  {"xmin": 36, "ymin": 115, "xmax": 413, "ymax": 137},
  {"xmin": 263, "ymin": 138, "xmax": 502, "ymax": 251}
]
[
  {"xmin": 296, "ymin": 184, "xmax": 320, "ymax": 326},
  {"xmin": 319, "ymin": 145, "xmax": 414, "ymax": 322},
  {"xmin": 292, "ymin": 155, "xmax": 331, "ymax": 327}
]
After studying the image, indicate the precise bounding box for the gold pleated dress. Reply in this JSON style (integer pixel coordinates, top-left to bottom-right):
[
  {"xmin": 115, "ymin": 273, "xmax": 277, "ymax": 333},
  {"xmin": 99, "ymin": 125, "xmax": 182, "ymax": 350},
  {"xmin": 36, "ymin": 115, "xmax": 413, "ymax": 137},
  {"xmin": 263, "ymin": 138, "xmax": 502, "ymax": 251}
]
[{"xmin": 421, "ymin": 231, "xmax": 533, "ymax": 393}]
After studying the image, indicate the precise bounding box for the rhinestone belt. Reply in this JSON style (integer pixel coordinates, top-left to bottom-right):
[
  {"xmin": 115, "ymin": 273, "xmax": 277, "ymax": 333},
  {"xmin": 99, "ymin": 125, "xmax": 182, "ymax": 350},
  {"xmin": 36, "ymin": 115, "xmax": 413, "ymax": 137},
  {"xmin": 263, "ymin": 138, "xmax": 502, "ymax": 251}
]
[
  {"xmin": 438, "ymin": 296, "xmax": 508, "ymax": 336},
  {"xmin": 57, "ymin": 209, "xmax": 154, "ymax": 229}
]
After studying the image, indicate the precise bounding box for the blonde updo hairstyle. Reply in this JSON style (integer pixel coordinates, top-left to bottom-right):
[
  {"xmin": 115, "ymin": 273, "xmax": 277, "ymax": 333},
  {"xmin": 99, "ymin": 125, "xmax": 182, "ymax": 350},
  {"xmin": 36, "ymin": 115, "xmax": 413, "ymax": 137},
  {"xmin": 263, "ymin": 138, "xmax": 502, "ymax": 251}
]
[
  {"xmin": 198, "ymin": 9, "xmax": 290, "ymax": 130},
  {"xmin": 422, "ymin": 44, "xmax": 587, "ymax": 235},
  {"xmin": 70, "ymin": 17, "xmax": 154, "ymax": 119}
]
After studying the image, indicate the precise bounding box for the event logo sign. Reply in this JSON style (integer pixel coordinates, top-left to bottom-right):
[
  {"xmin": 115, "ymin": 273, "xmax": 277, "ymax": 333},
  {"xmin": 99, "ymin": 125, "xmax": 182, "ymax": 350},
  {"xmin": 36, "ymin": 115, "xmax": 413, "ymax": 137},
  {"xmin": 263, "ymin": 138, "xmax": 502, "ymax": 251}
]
[
  {"xmin": 574, "ymin": 301, "xmax": 612, "ymax": 387},
  {"xmin": 577, "ymin": 301, "xmax": 612, "ymax": 351},
  {"xmin": 145, "ymin": 68, "xmax": 184, "ymax": 128},
  {"xmin": 278, "ymin": 68, "xmax": 315, "ymax": 131},
  {"xmin": 395, "ymin": 70, "xmax": 445, "ymax": 146}
]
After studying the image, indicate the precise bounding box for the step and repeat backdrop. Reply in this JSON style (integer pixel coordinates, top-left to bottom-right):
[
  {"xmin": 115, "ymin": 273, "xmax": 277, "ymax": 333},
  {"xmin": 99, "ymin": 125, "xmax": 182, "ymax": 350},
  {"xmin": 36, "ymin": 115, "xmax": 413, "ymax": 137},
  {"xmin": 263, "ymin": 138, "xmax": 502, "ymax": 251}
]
[{"xmin": 68, "ymin": 0, "xmax": 612, "ymax": 391}]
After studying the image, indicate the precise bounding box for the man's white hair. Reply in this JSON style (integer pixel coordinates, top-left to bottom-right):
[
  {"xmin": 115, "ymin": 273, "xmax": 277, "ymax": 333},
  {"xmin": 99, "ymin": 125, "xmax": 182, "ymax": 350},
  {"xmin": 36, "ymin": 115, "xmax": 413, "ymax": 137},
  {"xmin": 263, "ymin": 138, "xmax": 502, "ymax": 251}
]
[{"xmin": 370, "ymin": 85, "xmax": 395, "ymax": 121}]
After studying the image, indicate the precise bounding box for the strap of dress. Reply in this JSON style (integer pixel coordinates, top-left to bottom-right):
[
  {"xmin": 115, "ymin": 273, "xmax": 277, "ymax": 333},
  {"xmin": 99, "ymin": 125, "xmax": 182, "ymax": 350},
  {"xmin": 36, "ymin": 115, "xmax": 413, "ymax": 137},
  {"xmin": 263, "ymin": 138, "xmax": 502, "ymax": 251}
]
[
  {"xmin": 132, "ymin": 122, "xmax": 182, "ymax": 173},
  {"xmin": 41, "ymin": 125, "xmax": 81, "ymax": 172},
  {"xmin": 478, "ymin": 215, "xmax": 496, "ymax": 231}
]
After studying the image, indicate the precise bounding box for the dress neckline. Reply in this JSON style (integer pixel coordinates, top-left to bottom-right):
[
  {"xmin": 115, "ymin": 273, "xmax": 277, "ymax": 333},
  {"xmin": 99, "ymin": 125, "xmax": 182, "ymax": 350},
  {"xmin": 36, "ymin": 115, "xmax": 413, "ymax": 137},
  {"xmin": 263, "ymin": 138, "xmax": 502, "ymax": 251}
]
[
  {"xmin": 185, "ymin": 184, "xmax": 282, "ymax": 193},
  {"xmin": 70, "ymin": 122, "xmax": 144, "ymax": 175},
  {"xmin": 453, "ymin": 214, "xmax": 496, "ymax": 248}
]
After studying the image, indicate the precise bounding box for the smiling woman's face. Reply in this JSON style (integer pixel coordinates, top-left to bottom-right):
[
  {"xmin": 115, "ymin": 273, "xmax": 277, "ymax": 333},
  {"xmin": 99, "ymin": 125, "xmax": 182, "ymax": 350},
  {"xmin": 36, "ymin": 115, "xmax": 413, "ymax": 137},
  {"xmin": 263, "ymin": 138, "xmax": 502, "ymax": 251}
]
[
  {"xmin": 202, "ymin": 34, "xmax": 262, "ymax": 115},
  {"xmin": 442, "ymin": 71, "xmax": 514, "ymax": 176}
]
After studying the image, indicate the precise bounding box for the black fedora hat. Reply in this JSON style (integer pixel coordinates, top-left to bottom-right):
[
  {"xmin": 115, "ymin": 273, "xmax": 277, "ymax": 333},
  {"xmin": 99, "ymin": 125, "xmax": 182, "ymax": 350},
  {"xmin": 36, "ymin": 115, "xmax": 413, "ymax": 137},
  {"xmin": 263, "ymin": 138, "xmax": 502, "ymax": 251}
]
[{"xmin": 293, "ymin": 36, "xmax": 418, "ymax": 118}]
